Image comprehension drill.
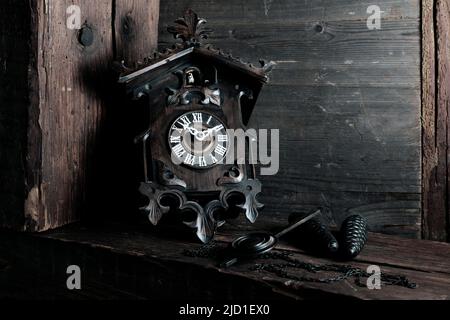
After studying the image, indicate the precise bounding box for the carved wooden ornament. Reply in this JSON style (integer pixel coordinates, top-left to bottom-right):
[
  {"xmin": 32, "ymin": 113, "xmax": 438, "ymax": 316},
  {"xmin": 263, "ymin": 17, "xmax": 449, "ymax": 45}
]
[{"xmin": 117, "ymin": 9, "xmax": 274, "ymax": 243}]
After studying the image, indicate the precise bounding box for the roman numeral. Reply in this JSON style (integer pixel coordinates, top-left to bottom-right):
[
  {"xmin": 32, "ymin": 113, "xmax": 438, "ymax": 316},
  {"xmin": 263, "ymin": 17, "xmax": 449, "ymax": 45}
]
[
  {"xmin": 215, "ymin": 144, "xmax": 227, "ymax": 156},
  {"xmin": 178, "ymin": 116, "xmax": 191, "ymax": 127},
  {"xmin": 206, "ymin": 116, "xmax": 212, "ymax": 125},
  {"xmin": 192, "ymin": 113, "xmax": 202, "ymax": 123},
  {"xmin": 199, "ymin": 156, "xmax": 207, "ymax": 167},
  {"xmin": 172, "ymin": 144, "xmax": 185, "ymax": 158},
  {"xmin": 217, "ymin": 135, "xmax": 228, "ymax": 142},
  {"xmin": 210, "ymin": 154, "xmax": 218, "ymax": 164},
  {"xmin": 213, "ymin": 124, "xmax": 224, "ymax": 132},
  {"xmin": 184, "ymin": 153, "xmax": 196, "ymax": 166},
  {"xmin": 170, "ymin": 135, "xmax": 181, "ymax": 143},
  {"xmin": 172, "ymin": 126, "xmax": 183, "ymax": 133}
]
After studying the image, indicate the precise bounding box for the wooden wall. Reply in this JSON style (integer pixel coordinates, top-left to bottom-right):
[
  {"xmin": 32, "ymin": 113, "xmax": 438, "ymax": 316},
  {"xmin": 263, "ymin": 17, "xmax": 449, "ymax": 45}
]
[
  {"xmin": 422, "ymin": 0, "xmax": 450, "ymax": 242},
  {"xmin": 0, "ymin": 1, "xmax": 30, "ymax": 230},
  {"xmin": 0, "ymin": 0, "xmax": 160, "ymax": 231},
  {"xmin": 158, "ymin": 0, "xmax": 422, "ymax": 237}
]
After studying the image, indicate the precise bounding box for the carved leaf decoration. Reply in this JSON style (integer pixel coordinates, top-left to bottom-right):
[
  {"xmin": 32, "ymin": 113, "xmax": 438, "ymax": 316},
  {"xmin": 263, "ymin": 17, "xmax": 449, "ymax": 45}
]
[
  {"xmin": 196, "ymin": 211, "xmax": 216, "ymax": 244},
  {"xmin": 217, "ymin": 166, "xmax": 244, "ymax": 185},
  {"xmin": 145, "ymin": 199, "xmax": 163, "ymax": 225},
  {"xmin": 167, "ymin": 9, "xmax": 212, "ymax": 45},
  {"xmin": 181, "ymin": 203, "xmax": 199, "ymax": 229},
  {"xmin": 139, "ymin": 182, "xmax": 171, "ymax": 226},
  {"xmin": 166, "ymin": 87, "xmax": 180, "ymax": 106},
  {"xmin": 180, "ymin": 201, "xmax": 216, "ymax": 243},
  {"xmin": 205, "ymin": 200, "xmax": 226, "ymax": 228},
  {"xmin": 238, "ymin": 193, "xmax": 264, "ymax": 223},
  {"xmin": 203, "ymin": 87, "xmax": 221, "ymax": 106}
]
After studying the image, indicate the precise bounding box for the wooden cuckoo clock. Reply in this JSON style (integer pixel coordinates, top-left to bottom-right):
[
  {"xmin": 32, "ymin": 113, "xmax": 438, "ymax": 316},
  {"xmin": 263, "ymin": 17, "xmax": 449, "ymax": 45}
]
[{"xmin": 117, "ymin": 9, "xmax": 274, "ymax": 243}]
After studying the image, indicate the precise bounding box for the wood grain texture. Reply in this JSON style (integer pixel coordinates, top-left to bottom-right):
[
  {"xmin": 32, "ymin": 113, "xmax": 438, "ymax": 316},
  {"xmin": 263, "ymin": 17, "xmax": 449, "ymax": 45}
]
[
  {"xmin": 26, "ymin": 0, "xmax": 114, "ymax": 231},
  {"xmin": 114, "ymin": 0, "xmax": 160, "ymax": 65},
  {"xmin": 422, "ymin": 0, "xmax": 450, "ymax": 241},
  {"xmin": 422, "ymin": 0, "xmax": 440, "ymax": 241},
  {"xmin": 2, "ymin": 224, "xmax": 449, "ymax": 300},
  {"xmin": 158, "ymin": 0, "xmax": 422, "ymax": 237},
  {"xmin": 0, "ymin": 0, "xmax": 160, "ymax": 231},
  {"xmin": 437, "ymin": 0, "xmax": 450, "ymax": 242}
]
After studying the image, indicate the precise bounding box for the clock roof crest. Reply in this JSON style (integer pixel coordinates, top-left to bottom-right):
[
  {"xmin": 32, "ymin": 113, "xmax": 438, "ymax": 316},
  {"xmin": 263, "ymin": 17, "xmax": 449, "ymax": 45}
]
[{"xmin": 116, "ymin": 9, "xmax": 275, "ymax": 90}]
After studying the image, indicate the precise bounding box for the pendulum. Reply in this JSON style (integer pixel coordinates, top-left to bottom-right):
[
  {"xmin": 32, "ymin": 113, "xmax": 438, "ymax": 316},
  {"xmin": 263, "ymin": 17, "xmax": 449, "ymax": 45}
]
[{"xmin": 219, "ymin": 209, "xmax": 321, "ymax": 268}]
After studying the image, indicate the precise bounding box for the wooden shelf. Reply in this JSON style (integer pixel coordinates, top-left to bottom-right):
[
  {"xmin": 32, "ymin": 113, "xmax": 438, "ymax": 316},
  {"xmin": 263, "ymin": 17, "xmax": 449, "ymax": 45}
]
[{"xmin": 1, "ymin": 223, "xmax": 449, "ymax": 300}]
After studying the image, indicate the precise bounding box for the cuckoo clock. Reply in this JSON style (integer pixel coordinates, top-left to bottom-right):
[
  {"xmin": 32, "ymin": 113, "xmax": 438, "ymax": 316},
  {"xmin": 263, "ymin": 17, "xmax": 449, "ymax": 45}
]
[{"xmin": 117, "ymin": 9, "xmax": 274, "ymax": 243}]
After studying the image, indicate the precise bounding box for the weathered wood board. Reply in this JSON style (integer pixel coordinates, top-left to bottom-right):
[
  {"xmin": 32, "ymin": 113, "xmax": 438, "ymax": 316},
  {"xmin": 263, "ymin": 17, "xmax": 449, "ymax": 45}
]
[
  {"xmin": 0, "ymin": 1, "xmax": 31, "ymax": 230},
  {"xmin": 158, "ymin": 0, "xmax": 422, "ymax": 237},
  {"xmin": 0, "ymin": 0, "xmax": 160, "ymax": 231},
  {"xmin": 422, "ymin": 0, "xmax": 450, "ymax": 242},
  {"xmin": 1, "ymin": 224, "xmax": 449, "ymax": 300}
]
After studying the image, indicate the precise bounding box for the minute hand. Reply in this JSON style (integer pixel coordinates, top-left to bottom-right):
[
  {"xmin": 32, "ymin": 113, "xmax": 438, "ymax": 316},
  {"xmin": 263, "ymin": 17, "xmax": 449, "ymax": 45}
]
[
  {"xmin": 205, "ymin": 125, "xmax": 224, "ymax": 136},
  {"xmin": 196, "ymin": 125, "xmax": 224, "ymax": 141}
]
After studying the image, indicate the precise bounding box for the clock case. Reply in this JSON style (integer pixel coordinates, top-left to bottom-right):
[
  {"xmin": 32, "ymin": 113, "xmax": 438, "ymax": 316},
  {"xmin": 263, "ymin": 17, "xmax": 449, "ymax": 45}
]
[{"xmin": 116, "ymin": 9, "xmax": 274, "ymax": 243}]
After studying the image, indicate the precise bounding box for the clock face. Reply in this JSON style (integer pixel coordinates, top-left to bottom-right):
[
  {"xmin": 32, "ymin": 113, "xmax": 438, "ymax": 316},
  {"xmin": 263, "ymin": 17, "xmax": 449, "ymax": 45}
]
[{"xmin": 168, "ymin": 111, "xmax": 230, "ymax": 169}]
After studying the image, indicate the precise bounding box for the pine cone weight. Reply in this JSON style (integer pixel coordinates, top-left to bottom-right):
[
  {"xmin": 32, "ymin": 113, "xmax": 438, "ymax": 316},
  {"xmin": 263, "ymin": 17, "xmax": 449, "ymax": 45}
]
[
  {"xmin": 340, "ymin": 215, "xmax": 368, "ymax": 259},
  {"xmin": 289, "ymin": 213, "xmax": 339, "ymax": 255}
]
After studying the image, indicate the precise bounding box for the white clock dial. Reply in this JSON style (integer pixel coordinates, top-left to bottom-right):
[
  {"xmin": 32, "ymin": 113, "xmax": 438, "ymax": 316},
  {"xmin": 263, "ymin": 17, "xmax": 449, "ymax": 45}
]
[{"xmin": 168, "ymin": 111, "xmax": 230, "ymax": 169}]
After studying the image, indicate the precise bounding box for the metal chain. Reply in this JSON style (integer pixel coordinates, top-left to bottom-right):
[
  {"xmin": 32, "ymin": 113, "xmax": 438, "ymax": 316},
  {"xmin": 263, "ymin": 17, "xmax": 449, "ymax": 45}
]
[
  {"xmin": 182, "ymin": 241, "xmax": 221, "ymax": 258},
  {"xmin": 253, "ymin": 251, "xmax": 417, "ymax": 289},
  {"xmin": 182, "ymin": 243, "xmax": 417, "ymax": 289}
]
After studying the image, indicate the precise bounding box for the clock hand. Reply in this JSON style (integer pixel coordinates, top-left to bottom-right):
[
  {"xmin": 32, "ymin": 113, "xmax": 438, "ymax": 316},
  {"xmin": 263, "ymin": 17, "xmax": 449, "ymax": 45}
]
[
  {"xmin": 195, "ymin": 128, "xmax": 214, "ymax": 141},
  {"xmin": 201, "ymin": 125, "xmax": 222, "ymax": 139},
  {"xmin": 182, "ymin": 123, "xmax": 198, "ymax": 136},
  {"xmin": 181, "ymin": 123, "xmax": 208, "ymax": 141}
]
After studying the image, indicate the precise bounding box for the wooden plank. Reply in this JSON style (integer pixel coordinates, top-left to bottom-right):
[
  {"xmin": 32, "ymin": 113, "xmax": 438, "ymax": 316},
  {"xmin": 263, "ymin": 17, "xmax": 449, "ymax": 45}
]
[
  {"xmin": 437, "ymin": 0, "xmax": 450, "ymax": 241},
  {"xmin": 24, "ymin": 0, "xmax": 114, "ymax": 231},
  {"xmin": 0, "ymin": 0, "xmax": 161, "ymax": 231},
  {"xmin": 158, "ymin": 0, "xmax": 422, "ymax": 237},
  {"xmin": 160, "ymin": 19, "xmax": 421, "ymax": 89},
  {"xmin": 421, "ymin": 0, "xmax": 440, "ymax": 240},
  {"xmin": 114, "ymin": 0, "xmax": 160, "ymax": 65},
  {"xmin": 353, "ymin": 232, "xmax": 450, "ymax": 274},
  {"xmin": 158, "ymin": 0, "xmax": 420, "ymax": 25},
  {"xmin": 422, "ymin": 0, "xmax": 450, "ymax": 241},
  {"xmin": 5, "ymin": 224, "xmax": 445, "ymax": 300}
]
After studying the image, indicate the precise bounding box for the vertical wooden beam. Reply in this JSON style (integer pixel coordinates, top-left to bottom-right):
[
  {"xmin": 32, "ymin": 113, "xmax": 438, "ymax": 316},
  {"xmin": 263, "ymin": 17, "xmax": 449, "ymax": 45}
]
[
  {"xmin": 422, "ymin": 0, "xmax": 449, "ymax": 241},
  {"xmin": 0, "ymin": 0, "xmax": 160, "ymax": 231},
  {"xmin": 437, "ymin": 0, "xmax": 450, "ymax": 242},
  {"xmin": 23, "ymin": 0, "xmax": 115, "ymax": 231}
]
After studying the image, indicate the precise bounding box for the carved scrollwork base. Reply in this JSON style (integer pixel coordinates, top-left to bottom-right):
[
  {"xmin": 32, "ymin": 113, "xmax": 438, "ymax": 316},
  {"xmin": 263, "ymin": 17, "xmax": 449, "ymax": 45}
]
[
  {"xmin": 220, "ymin": 179, "xmax": 264, "ymax": 223},
  {"xmin": 139, "ymin": 182, "xmax": 227, "ymax": 243},
  {"xmin": 139, "ymin": 182, "xmax": 185, "ymax": 225},
  {"xmin": 139, "ymin": 178, "xmax": 263, "ymax": 243}
]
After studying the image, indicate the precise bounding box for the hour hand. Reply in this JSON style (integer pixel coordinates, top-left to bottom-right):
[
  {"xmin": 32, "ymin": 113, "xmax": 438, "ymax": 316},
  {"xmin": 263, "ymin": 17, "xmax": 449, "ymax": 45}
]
[{"xmin": 182, "ymin": 124, "xmax": 198, "ymax": 135}]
